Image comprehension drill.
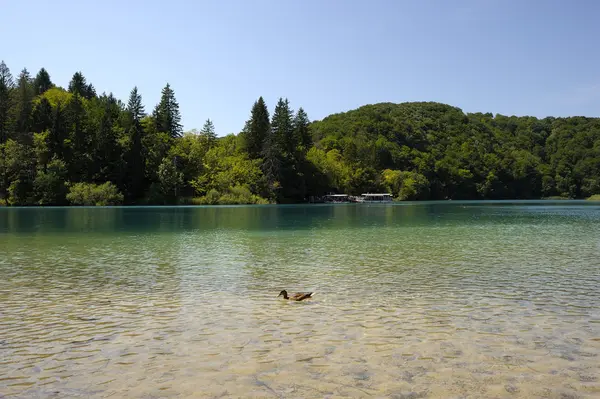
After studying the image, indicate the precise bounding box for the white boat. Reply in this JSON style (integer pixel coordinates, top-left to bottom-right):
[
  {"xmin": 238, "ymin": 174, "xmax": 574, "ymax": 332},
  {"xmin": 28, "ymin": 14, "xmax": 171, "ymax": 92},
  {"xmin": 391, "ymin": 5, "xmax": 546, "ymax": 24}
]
[{"xmin": 359, "ymin": 193, "xmax": 393, "ymax": 203}]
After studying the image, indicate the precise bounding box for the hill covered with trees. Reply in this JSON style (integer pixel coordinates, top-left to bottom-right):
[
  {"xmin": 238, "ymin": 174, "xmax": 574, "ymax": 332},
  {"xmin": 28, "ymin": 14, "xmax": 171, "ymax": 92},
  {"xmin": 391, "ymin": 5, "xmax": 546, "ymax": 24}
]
[{"xmin": 0, "ymin": 60, "xmax": 599, "ymax": 206}]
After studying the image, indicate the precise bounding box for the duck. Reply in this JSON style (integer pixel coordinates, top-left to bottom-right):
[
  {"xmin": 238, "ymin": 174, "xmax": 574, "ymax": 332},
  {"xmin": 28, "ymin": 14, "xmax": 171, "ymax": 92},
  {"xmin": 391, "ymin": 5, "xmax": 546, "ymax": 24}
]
[{"xmin": 277, "ymin": 290, "xmax": 314, "ymax": 301}]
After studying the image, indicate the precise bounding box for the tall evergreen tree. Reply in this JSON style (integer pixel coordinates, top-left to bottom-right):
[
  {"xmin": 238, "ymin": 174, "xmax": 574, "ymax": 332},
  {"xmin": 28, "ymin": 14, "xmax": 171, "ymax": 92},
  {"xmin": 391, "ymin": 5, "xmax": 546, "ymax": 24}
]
[
  {"xmin": 293, "ymin": 107, "xmax": 311, "ymax": 150},
  {"xmin": 271, "ymin": 98, "xmax": 295, "ymax": 157},
  {"xmin": 242, "ymin": 96, "xmax": 270, "ymax": 159},
  {"xmin": 32, "ymin": 97, "xmax": 53, "ymax": 133},
  {"xmin": 33, "ymin": 68, "xmax": 53, "ymax": 95},
  {"xmin": 261, "ymin": 98, "xmax": 296, "ymax": 200},
  {"xmin": 68, "ymin": 72, "xmax": 87, "ymax": 97},
  {"xmin": 68, "ymin": 72, "xmax": 95, "ymax": 99},
  {"xmin": 269, "ymin": 98, "xmax": 307, "ymax": 201},
  {"xmin": 91, "ymin": 93, "xmax": 123, "ymax": 185},
  {"xmin": 48, "ymin": 102, "xmax": 67, "ymax": 161},
  {"xmin": 200, "ymin": 118, "xmax": 217, "ymax": 145},
  {"xmin": 0, "ymin": 61, "xmax": 14, "ymax": 143},
  {"xmin": 261, "ymin": 127, "xmax": 282, "ymax": 199},
  {"xmin": 86, "ymin": 83, "xmax": 96, "ymax": 99},
  {"xmin": 14, "ymin": 68, "xmax": 35, "ymax": 141},
  {"xmin": 66, "ymin": 93, "xmax": 88, "ymax": 181},
  {"xmin": 153, "ymin": 83, "xmax": 182, "ymax": 138},
  {"xmin": 124, "ymin": 86, "xmax": 146, "ymax": 201}
]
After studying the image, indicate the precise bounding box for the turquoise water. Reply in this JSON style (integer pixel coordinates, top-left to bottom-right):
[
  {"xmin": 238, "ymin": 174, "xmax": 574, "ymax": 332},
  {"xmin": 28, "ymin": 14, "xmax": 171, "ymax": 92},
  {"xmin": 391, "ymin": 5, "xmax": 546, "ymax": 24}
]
[{"xmin": 1, "ymin": 202, "xmax": 600, "ymax": 398}]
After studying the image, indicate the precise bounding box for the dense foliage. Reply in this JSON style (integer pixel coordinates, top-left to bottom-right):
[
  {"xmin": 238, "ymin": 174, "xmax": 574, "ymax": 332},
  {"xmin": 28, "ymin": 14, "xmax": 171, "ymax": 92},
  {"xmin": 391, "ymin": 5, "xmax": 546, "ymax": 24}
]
[
  {"xmin": 310, "ymin": 102, "xmax": 600, "ymax": 200},
  {"xmin": 0, "ymin": 60, "xmax": 599, "ymax": 206}
]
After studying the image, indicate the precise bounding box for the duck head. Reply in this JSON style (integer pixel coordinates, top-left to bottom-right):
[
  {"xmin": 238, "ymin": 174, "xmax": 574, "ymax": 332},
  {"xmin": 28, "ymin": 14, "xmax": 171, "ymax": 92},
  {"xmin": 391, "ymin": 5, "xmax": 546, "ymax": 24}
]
[{"xmin": 277, "ymin": 290, "xmax": 288, "ymax": 299}]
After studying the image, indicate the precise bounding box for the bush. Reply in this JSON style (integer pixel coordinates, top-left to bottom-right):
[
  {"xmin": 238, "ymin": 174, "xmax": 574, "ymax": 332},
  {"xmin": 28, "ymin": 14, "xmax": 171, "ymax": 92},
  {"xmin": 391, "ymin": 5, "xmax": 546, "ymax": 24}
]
[
  {"xmin": 587, "ymin": 194, "xmax": 600, "ymax": 201},
  {"xmin": 382, "ymin": 169, "xmax": 430, "ymax": 200},
  {"xmin": 66, "ymin": 182, "xmax": 124, "ymax": 206},
  {"xmin": 193, "ymin": 186, "xmax": 270, "ymax": 205},
  {"xmin": 34, "ymin": 158, "xmax": 68, "ymax": 205}
]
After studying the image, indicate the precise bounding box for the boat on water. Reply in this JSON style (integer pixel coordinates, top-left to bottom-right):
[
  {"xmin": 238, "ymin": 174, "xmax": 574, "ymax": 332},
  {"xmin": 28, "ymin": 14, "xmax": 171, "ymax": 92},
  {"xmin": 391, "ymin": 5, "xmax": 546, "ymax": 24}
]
[
  {"xmin": 321, "ymin": 193, "xmax": 394, "ymax": 203},
  {"xmin": 355, "ymin": 193, "xmax": 394, "ymax": 203},
  {"xmin": 323, "ymin": 194, "xmax": 351, "ymax": 203}
]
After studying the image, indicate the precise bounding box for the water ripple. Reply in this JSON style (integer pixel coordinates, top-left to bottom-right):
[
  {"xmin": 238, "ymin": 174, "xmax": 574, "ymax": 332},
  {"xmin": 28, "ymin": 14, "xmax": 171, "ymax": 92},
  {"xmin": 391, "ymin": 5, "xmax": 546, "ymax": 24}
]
[{"xmin": 1, "ymin": 203, "xmax": 600, "ymax": 398}]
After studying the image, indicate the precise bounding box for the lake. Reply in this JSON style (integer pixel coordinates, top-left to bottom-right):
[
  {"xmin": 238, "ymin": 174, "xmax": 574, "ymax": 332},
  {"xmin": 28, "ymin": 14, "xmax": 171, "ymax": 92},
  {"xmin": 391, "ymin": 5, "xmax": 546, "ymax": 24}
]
[{"xmin": 1, "ymin": 202, "xmax": 600, "ymax": 398}]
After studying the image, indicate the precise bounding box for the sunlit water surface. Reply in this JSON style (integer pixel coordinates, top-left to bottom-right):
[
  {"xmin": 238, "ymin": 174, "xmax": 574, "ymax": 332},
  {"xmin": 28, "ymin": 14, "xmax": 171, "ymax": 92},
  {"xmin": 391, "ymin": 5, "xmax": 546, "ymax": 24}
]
[{"xmin": 1, "ymin": 202, "xmax": 600, "ymax": 398}]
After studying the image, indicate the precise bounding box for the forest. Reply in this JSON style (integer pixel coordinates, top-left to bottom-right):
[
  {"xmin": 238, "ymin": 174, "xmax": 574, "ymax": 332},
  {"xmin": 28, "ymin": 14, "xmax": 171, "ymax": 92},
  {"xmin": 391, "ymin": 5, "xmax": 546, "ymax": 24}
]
[{"xmin": 1, "ymin": 60, "xmax": 599, "ymax": 206}]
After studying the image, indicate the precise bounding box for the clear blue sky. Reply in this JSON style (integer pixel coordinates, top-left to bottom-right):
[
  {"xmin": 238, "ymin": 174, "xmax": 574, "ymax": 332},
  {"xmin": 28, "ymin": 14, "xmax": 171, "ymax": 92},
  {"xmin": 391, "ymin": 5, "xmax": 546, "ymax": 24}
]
[{"xmin": 2, "ymin": 0, "xmax": 599, "ymax": 135}]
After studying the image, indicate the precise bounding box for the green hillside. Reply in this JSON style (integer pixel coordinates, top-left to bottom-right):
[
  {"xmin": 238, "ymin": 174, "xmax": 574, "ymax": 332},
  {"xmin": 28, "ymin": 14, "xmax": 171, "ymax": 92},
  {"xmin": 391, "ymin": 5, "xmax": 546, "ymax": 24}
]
[{"xmin": 308, "ymin": 102, "xmax": 600, "ymax": 200}]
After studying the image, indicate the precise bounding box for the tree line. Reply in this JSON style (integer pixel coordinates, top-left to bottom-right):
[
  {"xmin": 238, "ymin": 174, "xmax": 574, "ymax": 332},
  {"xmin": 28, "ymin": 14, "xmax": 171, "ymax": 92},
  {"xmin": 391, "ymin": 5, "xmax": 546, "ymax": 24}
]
[{"xmin": 1, "ymin": 60, "xmax": 599, "ymax": 206}]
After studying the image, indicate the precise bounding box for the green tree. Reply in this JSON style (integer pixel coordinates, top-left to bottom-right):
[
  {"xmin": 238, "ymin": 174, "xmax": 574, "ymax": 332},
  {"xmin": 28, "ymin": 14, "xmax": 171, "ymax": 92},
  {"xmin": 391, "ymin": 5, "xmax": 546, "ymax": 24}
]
[
  {"xmin": 124, "ymin": 87, "xmax": 146, "ymax": 201},
  {"xmin": 32, "ymin": 97, "xmax": 53, "ymax": 133},
  {"xmin": 68, "ymin": 72, "xmax": 85, "ymax": 95},
  {"xmin": 65, "ymin": 93, "xmax": 88, "ymax": 181},
  {"xmin": 242, "ymin": 96, "xmax": 270, "ymax": 159},
  {"xmin": 34, "ymin": 157, "xmax": 68, "ymax": 205},
  {"xmin": 293, "ymin": 107, "xmax": 311, "ymax": 150},
  {"xmin": 200, "ymin": 118, "xmax": 217, "ymax": 146},
  {"xmin": 0, "ymin": 60, "xmax": 14, "ymax": 143},
  {"xmin": 0, "ymin": 139, "xmax": 35, "ymax": 205},
  {"xmin": 271, "ymin": 98, "xmax": 295, "ymax": 157},
  {"xmin": 13, "ymin": 68, "xmax": 35, "ymax": 141},
  {"xmin": 33, "ymin": 67, "xmax": 53, "ymax": 95},
  {"xmin": 154, "ymin": 83, "xmax": 182, "ymax": 138},
  {"xmin": 48, "ymin": 99, "xmax": 68, "ymax": 162},
  {"xmin": 158, "ymin": 156, "xmax": 183, "ymax": 203}
]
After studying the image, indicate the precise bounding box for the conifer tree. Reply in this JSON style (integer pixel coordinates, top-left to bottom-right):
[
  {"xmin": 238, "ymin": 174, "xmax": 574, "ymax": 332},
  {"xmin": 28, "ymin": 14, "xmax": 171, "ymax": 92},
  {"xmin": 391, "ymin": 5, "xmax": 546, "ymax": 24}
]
[
  {"xmin": 271, "ymin": 98, "xmax": 295, "ymax": 157},
  {"xmin": 92, "ymin": 93, "xmax": 122, "ymax": 184},
  {"xmin": 293, "ymin": 107, "xmax": 311, "ymax": 150},
  {"xmin": 33, "ymin": 68, "xmax": 53, "ymax": 95},
  {"xmin": 200, "ymin": 118, "xmax": 217, "ymax": 145},
  {"xmin": 66, "ymin": 93, "xmax": 88, "ymax": 181},
  {"xmin": 125, "ymin": 86, "xmax": 146, "ymax": 200},
  {"xmin": 0, "ymin": 61, "xmax": 14, "ymax": 143},
  {"xmin": 153, "ymin": 83, "xmax": 182, "ymax": 138},
  {"xmin": 261, "ymin": 98, "xmax": 296, "ymax": 200},
  {"xmin": 14, "ymin": 68, "xmax": 35, "ymax": 140},
  {"xmin": 86, "ymin": 83, "xmax": 96, "ymax": 99},
  {"xmin": 68, "ymin": 72, "xmax": 87, "ymax": 97},
  {"xmin": 48, "ymin": 102, "xmax": 66, "ymax": 161},
  {"xmin": 32, "ymin": 97, "xmax": 53, "ymax": 133},
  {"xmin": 242, "ymin": 96, "xmax": 270, "ymax": 159}
]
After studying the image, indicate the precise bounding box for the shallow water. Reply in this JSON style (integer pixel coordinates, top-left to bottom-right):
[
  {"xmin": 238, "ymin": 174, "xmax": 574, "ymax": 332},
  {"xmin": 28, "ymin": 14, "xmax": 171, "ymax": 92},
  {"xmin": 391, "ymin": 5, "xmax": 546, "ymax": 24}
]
[{"xmin": 1, "ymin": 202, "xmax": 600, "ymax": 398}]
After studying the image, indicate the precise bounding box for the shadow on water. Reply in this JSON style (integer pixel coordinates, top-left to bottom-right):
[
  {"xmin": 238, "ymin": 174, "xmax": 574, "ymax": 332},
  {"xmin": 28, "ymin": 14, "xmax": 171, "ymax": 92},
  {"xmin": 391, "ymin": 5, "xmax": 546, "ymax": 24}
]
[{"xmin": 0, "ymin": 202, "xmax": 498, "ymax": 235}]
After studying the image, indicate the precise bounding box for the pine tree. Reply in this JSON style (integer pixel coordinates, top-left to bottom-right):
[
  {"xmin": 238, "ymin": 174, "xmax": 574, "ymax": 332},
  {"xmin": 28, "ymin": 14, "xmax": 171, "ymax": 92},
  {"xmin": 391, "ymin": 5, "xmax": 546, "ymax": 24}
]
[
  {"xmin": 261, "ymin": 128, "xmax": 281, "ymax": 199},
  {"xmin": 92, "ymin": 93, "xmax": 123, "ymax": 185},
  {"xmin": 293, "ymin": 107, "xmax": 311, "ymax": 150},
  {"xmin": 290, "ymin": 107, "xmax": 311, "ymax": 201},
  {"xmin": 200, "ymin": 118, "xmax": 217, "ymax": 145},
  {"xmin": 242, "ymin": 97, "xmax": 270, "ymax": 159},
  {"xmin": 68, "ymin": 72, "xmax": 87, "ymax": 97},
  {"xmin": 269, "ymin": 98, "xmax": 306, "ymax": 201},
  {"xmin": 86, "ymin": 83, "xmax": 96, "ymax": 99},
  {"xmin": 153, "ymin": 83, "xmax": 182, "ymax": 138},
  {"xmin": 33, "ymin": 68, "xmax": 53, "ymax": 95},
  {"xmin": 0, "ymin": 61, "xmax": 14, "ymax": 143},
  {"xmin": 125, "ymin": 86, "xmax": 146, "ymax": 201},
  {"xmin": 271, "ymin": 98, "xmax": 295, "ymax": 157},
  {"xmin": 32, "ymin": 97, "xmax": 53, "ymax": 133},
  {"xmin": 14, "ymin": 68, "xmax": 35, "ymax": 140},
  {"xmin": 48, "ymin": 102, "xmax": 67, "ymax": 161},
  {"xmin": 261, "ymin": 98, "xmax": 296, "ymax": 200},
  {"xmin": 66, "ymin": 93, "xmax": 88, "ymax": 181}
]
